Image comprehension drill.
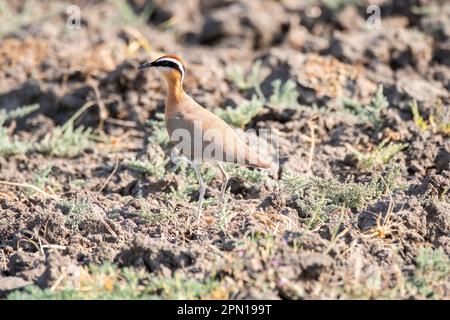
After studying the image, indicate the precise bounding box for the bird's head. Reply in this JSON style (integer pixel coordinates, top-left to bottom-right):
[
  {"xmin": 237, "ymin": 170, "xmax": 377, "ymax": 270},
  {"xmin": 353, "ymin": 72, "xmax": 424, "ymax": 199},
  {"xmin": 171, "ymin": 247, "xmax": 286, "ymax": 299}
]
[{"xmin": 139, "ymin": 54, "xmax": 185, "ymax": 83}]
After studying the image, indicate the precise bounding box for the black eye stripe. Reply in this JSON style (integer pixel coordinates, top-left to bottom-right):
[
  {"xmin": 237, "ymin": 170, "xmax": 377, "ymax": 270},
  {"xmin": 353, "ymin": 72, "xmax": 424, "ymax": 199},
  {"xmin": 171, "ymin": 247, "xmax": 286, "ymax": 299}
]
[{"xmin": 154, "ymin": 60, "xmax": 183, "ymax": 76}]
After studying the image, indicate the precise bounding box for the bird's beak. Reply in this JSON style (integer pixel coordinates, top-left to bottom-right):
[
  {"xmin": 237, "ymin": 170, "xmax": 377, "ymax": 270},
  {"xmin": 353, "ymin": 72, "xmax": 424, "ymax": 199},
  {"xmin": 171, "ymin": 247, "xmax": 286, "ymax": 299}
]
[{"xmin": 138, "ymin": 61, "xmax": 154, "ymax": 70}]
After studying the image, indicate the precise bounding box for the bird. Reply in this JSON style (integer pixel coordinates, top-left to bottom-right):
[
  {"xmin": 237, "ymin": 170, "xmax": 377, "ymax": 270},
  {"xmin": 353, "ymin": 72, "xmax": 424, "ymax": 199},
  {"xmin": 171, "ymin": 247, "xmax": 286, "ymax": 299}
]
[{"xmin": 139, "ymin": 54, "xmax": 272, "ymax": 219}]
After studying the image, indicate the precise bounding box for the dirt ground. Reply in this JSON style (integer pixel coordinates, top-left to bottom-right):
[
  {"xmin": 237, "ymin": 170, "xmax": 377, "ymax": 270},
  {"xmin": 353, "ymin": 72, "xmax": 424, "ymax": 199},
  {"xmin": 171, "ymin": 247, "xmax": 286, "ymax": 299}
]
[{"xmin": 0, "ymin": 0, "xmax": 449, "ymax": 299}]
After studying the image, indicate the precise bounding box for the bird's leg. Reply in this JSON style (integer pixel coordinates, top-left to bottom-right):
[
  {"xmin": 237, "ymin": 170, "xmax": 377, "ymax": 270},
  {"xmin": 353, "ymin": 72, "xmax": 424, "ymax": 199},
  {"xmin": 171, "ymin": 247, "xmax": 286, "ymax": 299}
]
[
  {"xmin": 192, "ymin": 162, "xmax": 205, "ymax": 219},
  {"xmin": 217, "ymin": 162, "xmax": 229, "ymax": 209}
]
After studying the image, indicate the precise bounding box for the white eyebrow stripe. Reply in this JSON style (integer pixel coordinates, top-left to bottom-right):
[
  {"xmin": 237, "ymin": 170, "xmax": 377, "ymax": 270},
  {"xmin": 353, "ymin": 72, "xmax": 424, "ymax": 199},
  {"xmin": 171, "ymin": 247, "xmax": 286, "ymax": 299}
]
[{"xmin": 155, "ymin": 57, "xmax": 185, "ymax": 81}]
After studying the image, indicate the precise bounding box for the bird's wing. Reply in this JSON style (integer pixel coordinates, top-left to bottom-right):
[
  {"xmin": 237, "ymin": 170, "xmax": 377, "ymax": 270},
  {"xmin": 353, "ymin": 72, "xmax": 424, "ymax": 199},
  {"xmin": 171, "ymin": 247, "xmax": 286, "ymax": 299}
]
[{"xmin": 166, "ymin": 100, "xmax": 270, "ymax": 168}]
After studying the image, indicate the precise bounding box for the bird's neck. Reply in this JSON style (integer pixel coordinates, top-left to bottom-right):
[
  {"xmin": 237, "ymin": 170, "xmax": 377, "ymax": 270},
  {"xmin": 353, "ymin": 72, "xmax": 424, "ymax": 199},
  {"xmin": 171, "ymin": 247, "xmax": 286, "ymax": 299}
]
[{"xmin": 164, "ymin": 74, "xmax": 185, "ymax": 105}]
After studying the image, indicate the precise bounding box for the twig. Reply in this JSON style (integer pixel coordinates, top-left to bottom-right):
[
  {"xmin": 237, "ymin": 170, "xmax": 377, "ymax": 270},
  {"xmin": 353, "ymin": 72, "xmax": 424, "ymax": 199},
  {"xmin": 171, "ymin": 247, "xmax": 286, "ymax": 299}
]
[
  {"xmin": 92, "ymin": 206, "xmax": 118, "ymax": 238},
  {"xmin": 307, "ymin": 120, "xmax": 316, "ymax": 172},
  {"xmin": 41, "ymin": 244, "xmax": 67, "ymax": 250},
  {"xmin": 89, "ymin": 81, "xmax": 108, "ymax": 131},
  {"xmin": 0, "ymin": 180, "xmax": 60, "ymax": 200},
  {"xmin": 50, "ymin": 272, "xmax": 67, "ymax": 292},
  {"xmin": 97, "ymin": 159, "xmax": 120, "ymax": 193},
  {"xmin": 380, "ymin": 175, "xmax": 394, "ymax": 225},
  {"xmin": 37, "ymin": 235, "xmax": 45, "ymax": 257},
  {"xmin": 61, "ymin": 100, "xmax": 96, "ymax": 131},
  {"xmin": 105, "ymin": 118, "xmax": 138, "ymax": 128},
  {"xmin": 324, "ymin": 227, "xmax": 350, "ymax": 255}
]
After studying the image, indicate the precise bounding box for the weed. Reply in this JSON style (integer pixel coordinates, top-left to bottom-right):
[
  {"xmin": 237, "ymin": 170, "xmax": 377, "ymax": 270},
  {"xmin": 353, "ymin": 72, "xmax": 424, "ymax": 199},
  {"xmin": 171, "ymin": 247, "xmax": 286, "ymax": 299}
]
[
  {"xmin": 411, "ymin": 5, "xmax": 439, "ymax": 16},
  {"xmin": 215, "ymin": 95, "xmax": 264, "ymax": 128},
  {"xmin": 440, "ymin": 185, "xmax": 449, "ymax": 202},
  {"xmin": 60, "ymin": 198, "xmax": 93, "ymax": 231},
  {"xmin": 69, "ymin": 179, "xmax": 86, "ymax": 189},
  {"xmin": 281, "ymin": 167, "xmax": 400, "ymax": 228},
  {"xmin": 227, "ymin": 59, "xmax": 263, "ymax": 91},
  {"xmin": 322, "ymin": 0, "xmax": 364, "ymax": 11},
  {"xmin": 269, "ymin": 79, "xmax": 299, "ymax": 109},
  {"xmin": 410, "ymin": 100, "xmax": 429, "ymax": 131},
  {"xmin": 125, "ymin": 158, "xmax": 168, "ymax": 179},
  {"xmin": 0, "ymin": 2, "xmax": 65, "ymax": 37},
  {"xmin": 407, "ymin": 247, "xmax": 449, "ymax": 298},
  {"xmin": 224, "ymin": 164, "xmax": 270, "ymax": 187},
  {"xmin": 342, "ymin": 85, "xmax": 388, "ymax": 126},
  {"xmin": 321, "ymin": 246, "xmax": 449, "ymax": 299},
  {"xmin": 0, "ymin": 104, "xmax": 40, "ymax": 120},
  {"xmin": 0, "ymin": 104, "xmax": 39, "ymax": 155},
  {"xmin": 147, "ymin": 113, "xmax": 170, "ymax": 147},
  {"xmin": 147, "ymin": 272, "xmax": 224, "ymax": 299},
  {"xmin": 216, "ymin": 190, "xmax": 234, "ymax": 230},
  {"xmin": 410, "ymin": 100, "xmax": 450, "ymax": 135},
  {"xmin": 37, "ymin": 124, "xmax": 93, "ymax": 158},
  {"xmin": 166, "ymin": 162, "xmax": 216, "ymax": 202},
  {"xmin": 352, "ymin": 139, "xmax": 408, "ymax": 170},
  {"xmin": 112, "ymin": 0, "xmax": 154, "ymax": 27},
  {"xmin": 8, "ymin": 263, "xmax": 224, "ymax": 300},
  {"xmin": 135, "ymin": 197, "xmax": 175, "ymax": 224},
  {"xmin": 25, "ymin": 164, "xmax": 54, "ymax": 196}
]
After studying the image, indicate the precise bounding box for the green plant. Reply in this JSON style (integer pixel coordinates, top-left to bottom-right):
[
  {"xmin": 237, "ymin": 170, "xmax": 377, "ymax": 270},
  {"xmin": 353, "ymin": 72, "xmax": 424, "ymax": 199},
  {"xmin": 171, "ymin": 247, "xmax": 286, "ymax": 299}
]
[
  {"xmin": 0, "ymin": 2, "xmax": 65, "ymax": 37},
  {"xmin": 166, "ymin": 162, "xmax": 216, "ymax": 203},
  {"xmin": 322, "ymin": 0, "xmax": 364, "ymax": 11},
  {"xmin": 215, "ymin": 95, "xmax": 264, "ymax": 128},
  {"xmin": 25, "ymin": 164, "xmax": 54, "ymax": 196},
  {"xmin": 0, "ymin": 104, "xmax": 39, "ymax": 155},
  {"xmin": 410, "ymin": 100, "xmax": 429, "ymax": 132},
  {"xmin": 112, "ymin": 0, "xmax": 154, "ymax": 27},
  {"xmin": 146, "ymin": 272, "xmax": 224, "ymax": 300},
  {"xmin": 38, "ymin": 126, "xmax": 92, "ymax": 158},
  {"xmin": 342, "ymin": 85, "xmax": 389, "ymax": 126},
  {"xmin": 216, "ymin": 190, "xmax": 234, "ymax": 230},
  {"xmin": 227, "ymin": 60, "xmax": 263, "ymax": 91},
  {"xmin": 135, "ymin": 197, "xmax": 175, "ymax": 224},
  {"xmin": 224, "ymin": 164, "xmax": 270, "ymax": 187},
  {"xmin": 125, "ymin": 157, "xmax": 168, "ymax": 179},
  {"xmin": 37, "ymin": 106, "xmax": 94, "ymax": 158},
  {"xmin": 281, "ymin": 167, "xmax": 400, "ymax": 228},
  {"xmin": 410, "ymin": 100, "xmax": 450, "ymax": 135},
  {"xmin": 406, "ymin": 247, "xmax": 449, "ymax": 299},
  {"xmin": 269, "ymin": 79, "xmax": 299, "ymax": 109},
  {"xmin": 8, "ymin": 263, "xmax": 224, "ymax": 300},
  {"xmin": 60, "ymin": 198, "xmax": 93, "ymax": 231},
  {"xmin": 147, "ymin": 113, "xmax": 170, "ymax": 147},
  {"xmin": 352, "ymin": 139, "xmax": 408, "ymax": 170}
]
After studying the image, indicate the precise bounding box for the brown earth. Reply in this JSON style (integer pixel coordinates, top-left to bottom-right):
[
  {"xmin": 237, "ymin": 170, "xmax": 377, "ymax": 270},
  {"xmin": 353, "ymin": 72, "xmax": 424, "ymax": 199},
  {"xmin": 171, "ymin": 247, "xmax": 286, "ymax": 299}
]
[{"xmin": 0, "ymin": 0, "xmax": 449, "ymax": 299}]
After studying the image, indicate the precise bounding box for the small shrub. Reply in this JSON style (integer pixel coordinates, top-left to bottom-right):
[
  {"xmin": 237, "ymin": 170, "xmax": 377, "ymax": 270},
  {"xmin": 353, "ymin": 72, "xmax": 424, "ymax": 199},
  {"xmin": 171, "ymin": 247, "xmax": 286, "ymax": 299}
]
[
  {"xmin": 147, "ymin": 112, "xmax": 170, "ymax": 147},
  {"xmin": 112, "ymin": 0, "xmax": 153, "ymax": 27},
  {"xmin": 269, "ymin": 79, "xmax": 299, "ymax": 109},
  {"xmin": 281, "ymin": 167, "xmax": 400, "ymax": 228},
  {"xmin": 0, "ymin": 104, "xmax": 39, "ymax": 155},
  {"xmin": 342, "ymin": 85, "xmax": 388, "ymax": 126},
  {"xmin": 216, "ymin": 189, "xmax": 233, "ymax": 230},
  {"xmin": 410, "ymin": 100, "xmax": 450, "ymax": 135},
  {"xmin": 125, "ymin": 158, "xmax": 168, "ymax": 179},
  {"xmin": 25, "ymin": 164, "xmax": 54, "ymax": 196},
  {"xmin": 352, "ymin": 139, "xmax": 408, "ymax": 170},
  {"xmin": 227, "ymin": 60, "xmax": 263, "ymax": 91},
  {"xmin": 8, "ymin": 263, "xmax": 224, "ymax": 300},
  {"xmin": 224, "ymin": 164, "xmax": 270, "ymax": 187},
  {"xmin": 37, "ymin": 124, "xmax": 93, "ymax": 158},
  {"xmin": 60, "ymin": 198, "xmax": 93, "ymax": 231},
  {"xmin": 406, "ymin": 247, "xmax": 450, "ymax": 299},
  {"xmin": 135, "ymin": 197, "xmax": 175, "ymax": 224},
  {"xmin": 215, "ymin": 95, "xmax": 264, "ymax": 128},
  {"xmin": 410, "ymin": 100, "xmax": 429, "ymax": 132}
]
